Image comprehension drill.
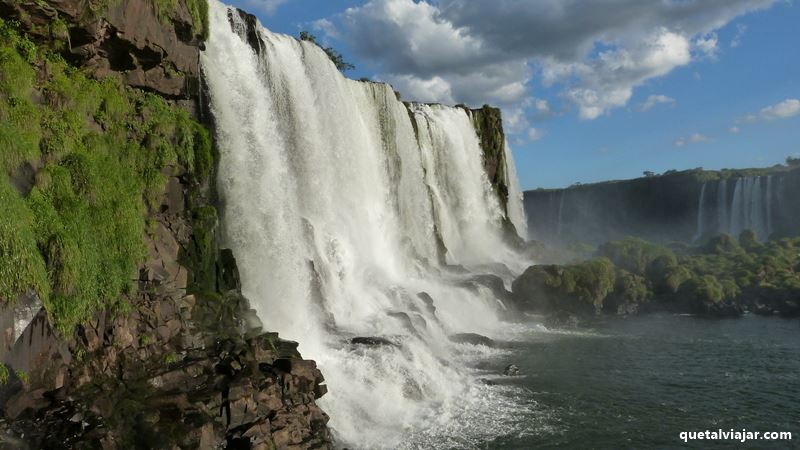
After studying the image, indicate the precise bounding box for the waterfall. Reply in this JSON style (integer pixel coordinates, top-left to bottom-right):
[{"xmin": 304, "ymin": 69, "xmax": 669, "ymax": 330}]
[
  {"xmin": 693, "ymin": 183, "xmax": 707, "ymax": 243},
  {"xmin": 749, "ymin": 177, "xmax": 764, "ymax": 239},
  {"xmin": 202, "ymin": 2, "xmax": 528, "ymax": 448},
  {"xmin": 717, "ymin": 178, "xmax": 728, "ymax": 235},
  {"xmin": 730, "ymin": 178, "xmax": 744, "ymax": 236},
  {"xmin": 724, "ymin": 176, "xmax": 773, "ymax": 241},
  {"xmin": 766, "ymin": 175, "xmax": 773, "ymax": 237},
  {"xmin": 504, "ymin": 142, "xmax": 528, "ymax": 239},
  {"xmin": 556, "ymin": 190, "xmax": 565, "ymax": 238}
]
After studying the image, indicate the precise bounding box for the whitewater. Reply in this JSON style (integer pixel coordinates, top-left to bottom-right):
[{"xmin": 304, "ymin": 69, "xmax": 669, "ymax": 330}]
[{"xmin": 201, "ymin": 1, "xmax": 530, "ymax": 447}]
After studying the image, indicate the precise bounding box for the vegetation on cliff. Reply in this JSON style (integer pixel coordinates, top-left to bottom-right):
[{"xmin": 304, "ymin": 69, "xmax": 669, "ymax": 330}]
[
  {"xmin": 0, "ymin": 19, "xmax": 212, "ymax": 333},
  {"xmin": 299, "ymin": 31, "xmax": 355, "ymax": 72},
  {"xmin": 513, "ymin": 234, "xmax": 800, "ymax": 317}
]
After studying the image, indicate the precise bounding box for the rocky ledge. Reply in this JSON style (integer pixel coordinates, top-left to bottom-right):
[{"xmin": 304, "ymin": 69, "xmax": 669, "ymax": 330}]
[
  {"xmin": 1, "ymin": 257, "xmax": 332, "ymax": 449},
  {"xmin": 0, "ymin": 0, "xmax": 205, "ymax": 98}
]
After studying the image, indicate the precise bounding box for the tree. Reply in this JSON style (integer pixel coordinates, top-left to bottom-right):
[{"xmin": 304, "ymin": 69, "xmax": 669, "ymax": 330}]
[
  {"xmin": 643, "ymin": 171, "xmax": 655, "ymax": 177},
  {"xmin": 786, "ymin": 156, "xmax": 800, "ymax": 167},
  {"xmin": 299, "ymin": 31, "xmax": 355, "ymax": 72}
]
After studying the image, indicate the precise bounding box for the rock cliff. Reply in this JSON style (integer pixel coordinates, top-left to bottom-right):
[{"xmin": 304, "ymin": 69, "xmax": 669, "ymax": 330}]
[
  {"xmin": 0, "ymin": 2, "xmax": 332, "ymax": 448},
  {"xmin": 525, "ymin": 166, "xmax": 800, "ymax": 246}
]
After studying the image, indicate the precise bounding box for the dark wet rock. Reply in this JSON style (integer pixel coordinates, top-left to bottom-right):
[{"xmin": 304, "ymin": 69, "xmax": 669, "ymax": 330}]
[
  {"xmin": 216, "ymin": 248, "xmax": 242, "ymax": 292},
  {"xmin": 0, "ymin": 287, "xmax": 332, "ymax": 449},
  {"xmin": 503, "ymin": 364, "xmax": 520, "ymax": 376},
  {"xmin": 416, "ymin": 292, "xmax": 437, "ymax": 316},
  {"xmin": 449, "ymin": 333, "xmax": 495, "ymax": 348},
  {"xmin": 350, "ymin": 337, "xmax": 398, "ymax": 347},
  {"xmin": 466, "ymin": 274, "xmax": 514, "ymax": 304}
]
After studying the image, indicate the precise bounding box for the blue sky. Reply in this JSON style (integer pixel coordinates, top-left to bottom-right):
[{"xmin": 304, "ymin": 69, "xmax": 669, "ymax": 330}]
[{"xmin": 229, "ymin": 0, "xmax": 800, "ymax": 190}]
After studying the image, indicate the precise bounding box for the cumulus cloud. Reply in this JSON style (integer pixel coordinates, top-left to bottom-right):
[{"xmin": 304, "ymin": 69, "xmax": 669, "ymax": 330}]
[
  {"xmin": 739, "ymin": 98, "xmax": 800, "ymax": 124},
  {"xmin": 675, "ymin": 133, "xmax": 712, "ymax": 147},
  {"xmin": 527, "ymin": 128, "xmax": 546, "ymax": 142},
  {"xmin": 325, "ymin": 0, "xmax": 776, "ymax": 129},
  {"xmin": 754, "ymin": 99, "xmax": 800, "ymax": 120},
  {"xmin": 640, "ymin": 94, "xmax": 677, "ymax": 111}
]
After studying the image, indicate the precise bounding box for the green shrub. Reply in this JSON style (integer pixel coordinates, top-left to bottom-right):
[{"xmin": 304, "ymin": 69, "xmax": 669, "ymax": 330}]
[
  {"xmin": 0, "ymin": 21, "xmax": 212, "ymax": 333},
  {"xmin": 0, "ymin": 363, "xmax": 8, "ymax": 385},
  {"xmin": 596, "ymin": 237, "xmax": 675, "ymax": 275}
]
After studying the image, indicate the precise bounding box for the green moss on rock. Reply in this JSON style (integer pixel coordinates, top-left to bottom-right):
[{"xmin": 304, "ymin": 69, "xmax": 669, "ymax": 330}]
[{"xmin": 0, "ymin": 20, "xmax": 212, "ymax": 333}]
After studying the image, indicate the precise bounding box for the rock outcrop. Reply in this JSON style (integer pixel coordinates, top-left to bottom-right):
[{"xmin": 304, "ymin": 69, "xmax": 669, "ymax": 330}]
[{"xmin": 0, "ymin": 0, "xmax": 206, "ymax": 98}]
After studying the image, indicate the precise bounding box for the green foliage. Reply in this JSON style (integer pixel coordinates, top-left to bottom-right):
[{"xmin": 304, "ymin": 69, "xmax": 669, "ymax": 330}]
[
  {"xmin": 0, "ymin": 21, "xmax": 212, "ymax": 333},
  {"xmin": 299, "ymin": 31, "xmax": 355, "ymax": 72},
  {"xmin": 0, "ymin": 363, "xmax": 8, "ymax": 385},
  {"xmin": 183, "ymin": 206, "xmax": 218, "ymax": 292},
  {"xmin": 596, "ymin": 237, "xmax": 675, "ymax": 275},
  {"xmin": 614, "ymin": 270, "xmax": 650, "ymax": 305},
  {"xmin": 0, "ymin": 182, "xmax": 50, "ymax": 304},
  {"xmin": 517, "ymin": 232, "xmax": 800, "ymax": 316},
  {"xmin": 152, "ymin": 0, "xmax": 209, "ymax": 39},
  {"xmin": 15, "ymin": 369, "xmax": 29, "ymax": 384},
  {"xmin": 164, "ymin": 352, "xmax": 177, "ymax": 364},
  {"xmin": 679, "ymin": 275, "xmax": 724, "ymax": 310}
]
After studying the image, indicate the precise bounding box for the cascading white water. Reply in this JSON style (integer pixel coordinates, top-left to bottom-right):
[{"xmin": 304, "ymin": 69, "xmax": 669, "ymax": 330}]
[
  {"xmin": 201, "ymin": 2, "xmax": 529, "ymax": 448},
  {"xmin": 766, "ymin": 176, "xmax": 773, "ymax": 236},
  {"xmin": 724, "ymin": 176, "xmax": 772, "ymax": 240},
  {"xmin": 729, "ymin": 178, "xmax": 744, "ymax": 237},
  {"xmin": 693, "ymin": 183, "xmax": 707, "ymax": 243},
  {"xmin": 504, "ymin": 142, "xmax": 528, "ymax": 240},
  {"xmin": 556, "ymin": 190, "xmax": 565, "ymax": 238},
  {"xmin": 717, "ymin": 178, "xmax": 728, "ymax": 234}
]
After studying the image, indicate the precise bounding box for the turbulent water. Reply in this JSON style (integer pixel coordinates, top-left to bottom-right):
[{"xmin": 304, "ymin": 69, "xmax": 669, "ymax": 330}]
[{"xmin": 201, "ymin": 1, "xmax": 529, "ymax": 447}]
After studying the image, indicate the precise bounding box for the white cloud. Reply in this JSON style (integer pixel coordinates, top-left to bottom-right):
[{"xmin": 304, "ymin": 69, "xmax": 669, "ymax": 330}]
[
  {"xmin": 741, "ymin": 98, "xmax": 800, "ymax": 123},
  {"xmin": 312, "ymin": 19, "xmax": 340, "ymax": 40},
  {"xmin": 527, "ymin": 128, "xmax": 546, "ymax": 141},
  {"xmin": 730, "ymin": 126, "xmax": 741, "ymax": 133},
  {"xmin": 325, "ymin": 0, "xmax": 777, "ymax": 128},
  {"xmin": 757, "ymin": 99, "xmax": 800, "ymax": 120},
  {"xmin": 693, "ymin": 32, "xmax": 719, "ymax": 59},
  {"xmin": 640, "ymin": 94, "xmax": 676, "ymax": 111},
  {"xmin": 675, "ymin": 133, "xmax": 712, "ymax": 147}
]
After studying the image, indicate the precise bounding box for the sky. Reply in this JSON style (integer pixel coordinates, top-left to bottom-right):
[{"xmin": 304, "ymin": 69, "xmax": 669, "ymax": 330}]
[{"xmin": 228, "ymin": 0, "xmax": 800, "ymax": 190}]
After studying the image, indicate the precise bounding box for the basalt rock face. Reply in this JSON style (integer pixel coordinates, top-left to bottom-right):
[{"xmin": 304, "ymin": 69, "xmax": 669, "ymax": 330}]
[
  {"xmin": 466, "ymin": 105, "xmax": 509, "ymax": 213},
  {"xmin": 0, "ymin": 162, "xmax": 332, "ymax": 448},
  {"xmin": 1, "ymin": 278, "xmax": 331, "ymax": 449},
  {"xmin": 0, "ymin": 3, "xmax": 333, "ymax": 448},
  {"xmin": 0, "ymin": 0, "xmax": 205, "ymax": 98}
]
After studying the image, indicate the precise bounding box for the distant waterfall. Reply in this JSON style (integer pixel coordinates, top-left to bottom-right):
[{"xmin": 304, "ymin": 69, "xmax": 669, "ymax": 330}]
[
  {"xmin": 766, "ymin": 176, "xmax": 773, "ymax": 236},
  {"xmin": 693, "ymin": 183, "xmax": 707, "ymax": 242},
  {"xmin": 202, "ymin": 2, "xmax": 528, "ymax": 447},
  {"xmin": 717, "ymin": 178, "xmax": 728, "ymax": 234},
  {"xmin": 556, "ymin": 190, "xmax": 565, "ymax": 238},
  {"xmin": 721, "ymin": 176, "xmax": 772, "ymax": 240}
]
